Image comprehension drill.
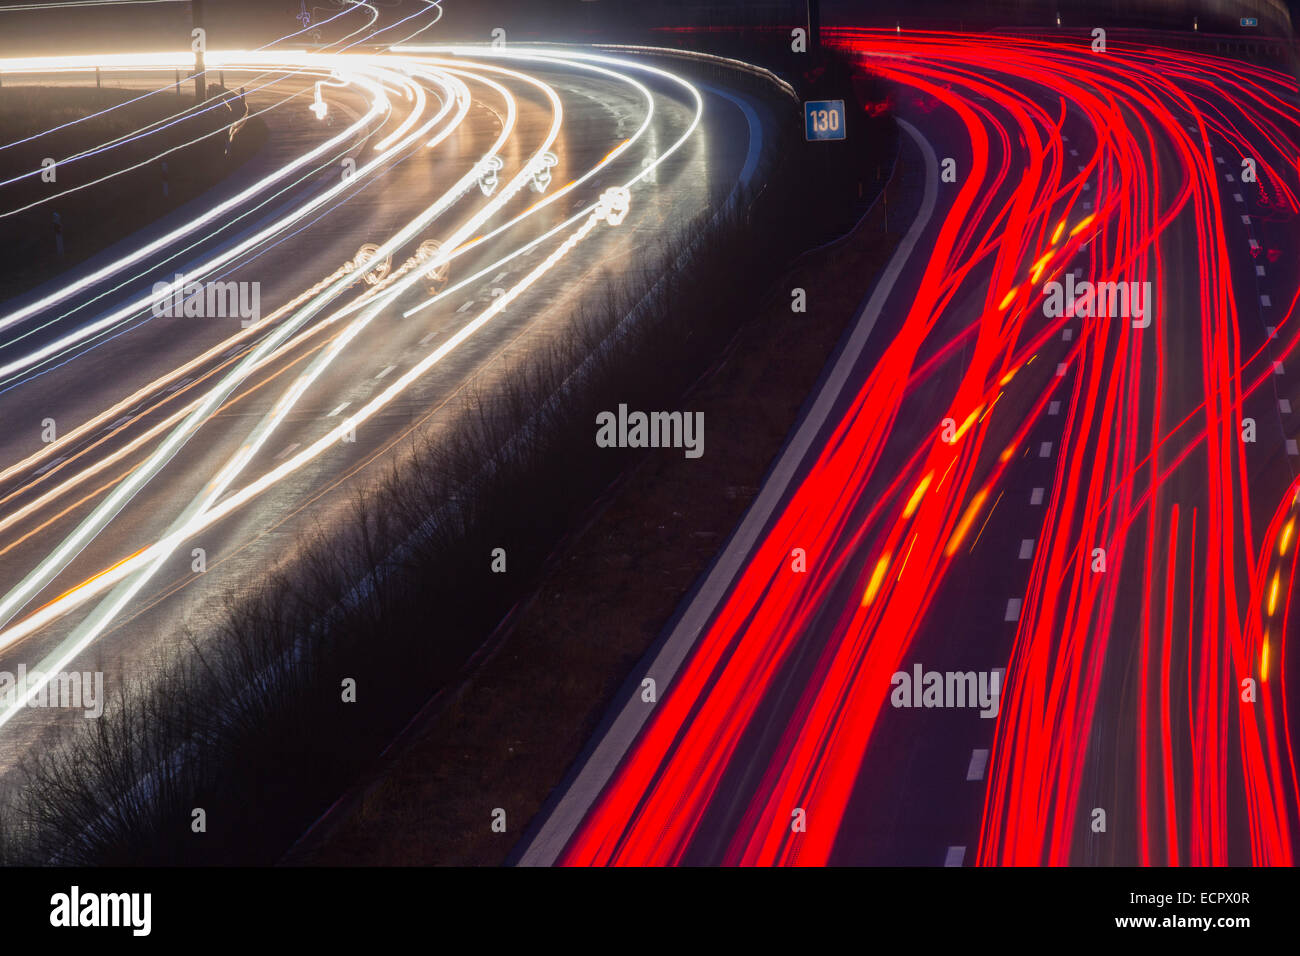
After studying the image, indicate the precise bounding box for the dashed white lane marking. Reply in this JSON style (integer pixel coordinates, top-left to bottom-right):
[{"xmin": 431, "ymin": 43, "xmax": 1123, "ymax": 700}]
[
  {"xmin": 1242, "ymin": 214, "xmax": 1252, "ymax": 225},
  {"xmin": 1261, "ymin": 294, "xmax": 1271, "ymax": 307},
  {"xmin": 1258, "ymin": 265, "xmax": 1267, "ymax": 276},
  {"xmin": 1267, "ymin": 326, "xmax": 1277, "ymax": 339},
  {"xmin": 419, "ymin": 331, "xmax": 437, "ymax": 346},
  {"xmin": 1281, "ymin": 399, "xmax": 1292, "ymax": 414},
  {"xmin": 1233, "ymin": 192, "xmax": 1244, "ymax": 202},
  {"xmin": 274, "ymin": 442, "xmax": 300, "ymax": 461},
  {"xmin": 1226, "ymin": 173, "xmax": 1236, "ymax": 182},
  {"xmin": 1018, "ymin": 539, "xmax": 1034, "ymax": 559},
  {"xmin": 1274, "ymin": 361, "xmax": 1285, "ymax": 375},
  {"xmin": 374, "ymin": 365, "xmax": 396, "ymax": 381},
  {"xmin": 1289, "ymin": 440, "xmax": 1298, "ymax": 456},
  {"xmin": 492, "ymin": 271, "xmax": 507, "ymax": 283},
  {"xmin": 327, "ymin": 402, "xmax": 350, "ymax": 418},
  {"xmin": 944, "ymin": 846, "xmax": 966, "ymax": 867},
  {"xmin": 1048, "ymin": 400, "xmax": 1061, "ymax": 416},
  {"xmin": 1030, "ymin": 487, "xmax": 1044, "ymax": 505},
  {"xmin": 457, "ymin": 301, "xmax": 474, "ymax": 313},
  {"xmin": 966, "ymin": 749, "xmax": 991, "ymax": 781},
  {"xmin": 1215, "ymin": 155, "xmax": 1225, "ymax": 164},
  {"xmin": 1249, "ymin": 238, "xmax": 1260, "ymax": 251},
  {"xmin": 1005, "ymin": 598, "xmax": 1022, "ymax": 621},
  {"xmin": 1082, "ymin": 201, "xmax": 1092, "ymax": 211},
  {"xmin": 1062, "ymin": 328, "xmax": 1073, "ymax": 342},
  {"xmin": 1082, "ymin": 182, "xmax": 1091, "ymax": 191},
  {"xmin": 1039, "ymin": 441, "xmax": 1053, "ymax": 458},
  {"xmin": 110, "ymin": 415, "xmax": 131, "ymax": 429},
  {"xmin": 1069, "ymin": 148, "xmax": 1078, "ymax": 156},
  {"xmin": 1055, "ymin": 363, "xmax": 1067, "ymax": 378},
  {"xmin": 1073, "ymin": 267, "xmax": 1084, "ymax": 279}
]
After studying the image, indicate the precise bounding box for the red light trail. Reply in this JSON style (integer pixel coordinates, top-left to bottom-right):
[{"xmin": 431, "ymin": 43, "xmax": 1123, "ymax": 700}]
[{"xmin": 561, "ymin": 30, "xmax": 1300, "ymax": 867}]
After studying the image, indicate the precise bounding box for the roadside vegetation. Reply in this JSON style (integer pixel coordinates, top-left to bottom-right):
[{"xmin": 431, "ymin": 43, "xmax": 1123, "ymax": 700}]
[{"xmin": 0, "ymin": 49, "xmax": 895, "ymax": 866}]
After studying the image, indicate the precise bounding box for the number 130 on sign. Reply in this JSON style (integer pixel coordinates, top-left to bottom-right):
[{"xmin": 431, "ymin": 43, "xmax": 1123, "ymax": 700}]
[{"xmin": 804, "ymin": 99, "xmax": 846, "ymax": 141}]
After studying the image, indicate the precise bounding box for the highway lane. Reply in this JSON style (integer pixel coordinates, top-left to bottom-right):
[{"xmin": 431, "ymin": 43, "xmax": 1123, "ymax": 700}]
[
  {"xmin": 530, "ymin": 31, "xmax": 1300, "ymax": 866},
  {"xmin": 0, "ymin": 44, "xmax": 766, "ymax": 788}
]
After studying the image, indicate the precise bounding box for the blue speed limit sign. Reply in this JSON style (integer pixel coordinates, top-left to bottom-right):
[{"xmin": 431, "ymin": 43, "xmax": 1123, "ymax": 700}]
[{"xmin": 805, "ymin": 99, "xmax": 846, "ymax": 141}]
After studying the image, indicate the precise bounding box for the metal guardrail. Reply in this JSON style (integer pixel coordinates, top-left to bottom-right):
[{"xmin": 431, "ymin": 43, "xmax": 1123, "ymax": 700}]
[{"xmin": 590, "ymin": 42, "xmax": 799, "ymax": 103}]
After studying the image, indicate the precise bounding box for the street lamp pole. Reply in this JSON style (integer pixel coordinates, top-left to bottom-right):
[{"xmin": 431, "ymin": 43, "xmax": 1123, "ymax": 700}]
[{"xmin": 192, "ymin": 0, "xmax": 206, "ymax": 103}]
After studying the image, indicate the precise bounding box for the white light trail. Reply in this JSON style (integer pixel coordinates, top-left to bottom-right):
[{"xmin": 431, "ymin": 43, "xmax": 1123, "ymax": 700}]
[{"xmin": 0, "ymin": 45, "xmax": 710, "ymax": 735}]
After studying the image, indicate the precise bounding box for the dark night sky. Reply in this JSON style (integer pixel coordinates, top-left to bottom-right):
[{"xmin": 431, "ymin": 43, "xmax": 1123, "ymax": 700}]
[{"xmin": 0, "ymin": 0, "xmax": 1294, "ymax": 56}]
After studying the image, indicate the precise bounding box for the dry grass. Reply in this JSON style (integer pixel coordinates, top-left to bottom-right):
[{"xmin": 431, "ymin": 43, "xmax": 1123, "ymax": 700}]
[
  {"xmin": 292, "ymin": 191, "xmax": 901, "ymax": 867},
  {"xmin": 0, "ymin": 53, "xmax": 897, "ymax": 867}
]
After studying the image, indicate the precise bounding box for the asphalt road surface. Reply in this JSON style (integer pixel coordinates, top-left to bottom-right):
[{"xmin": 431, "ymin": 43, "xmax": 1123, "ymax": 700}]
[
  {"xmin": 524, "ymin": 30, "xmax": 1300, "ymax": 867},
  {"xmin": 0, "ymin": 42, "xmax": 772, "ymax": 793}
]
